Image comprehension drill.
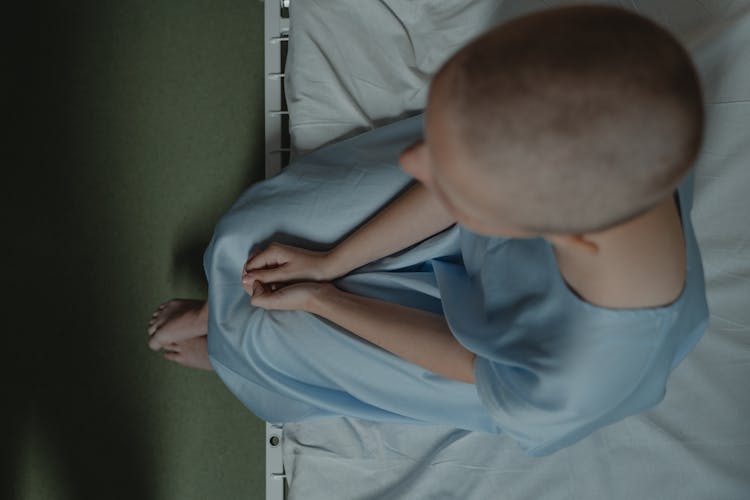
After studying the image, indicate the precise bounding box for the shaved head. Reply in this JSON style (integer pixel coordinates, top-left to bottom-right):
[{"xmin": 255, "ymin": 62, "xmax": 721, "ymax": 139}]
[{"xmin": 428, "ymin": 5, "xmax": 703, "ymax": 234}]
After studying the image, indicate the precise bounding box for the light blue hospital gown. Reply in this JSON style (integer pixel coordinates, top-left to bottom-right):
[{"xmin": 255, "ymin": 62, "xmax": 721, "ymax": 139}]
[{"xmin": 204, "ymin": 114, "xmax": 709, "ymax": 456}]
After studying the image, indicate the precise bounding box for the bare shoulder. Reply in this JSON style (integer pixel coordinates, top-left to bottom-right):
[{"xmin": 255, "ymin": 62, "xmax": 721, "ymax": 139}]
[
  {"xmin": 595, "ymin": 195, "xmax": 687, "ymax": 310},
  {"xmin": 559, "ymin": 195, "xmax": 687, "ymax": 310}
]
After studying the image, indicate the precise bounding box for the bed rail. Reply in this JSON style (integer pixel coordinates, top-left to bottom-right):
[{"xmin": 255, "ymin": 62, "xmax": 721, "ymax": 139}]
[
  {"xmin": 265, "ymin": 421, "xmax": 285, "ymax": 500},
  {"xmin": 263, "ymin": 4, "xmax": 291, "ymax": 500},
  {"xmin": 264, "ymin": 0, "xmax": 291, "ymax": 179}
]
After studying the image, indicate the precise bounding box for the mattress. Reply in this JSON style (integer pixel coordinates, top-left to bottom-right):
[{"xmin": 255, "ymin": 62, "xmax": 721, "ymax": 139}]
[{"xmin": 281, "ymin": 1, "xmax": 750, "ymax": 499}]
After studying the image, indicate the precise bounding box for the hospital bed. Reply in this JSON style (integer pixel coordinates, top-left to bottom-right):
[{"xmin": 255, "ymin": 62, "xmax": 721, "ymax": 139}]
[{"xmin": 261, "ymin": 1, "xmax": 750, "ymax": 499}]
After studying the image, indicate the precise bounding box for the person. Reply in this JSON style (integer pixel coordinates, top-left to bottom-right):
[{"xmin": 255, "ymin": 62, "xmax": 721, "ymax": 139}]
[{"xmin": 146, "ymin": 5, "xmax": 709, "ymax": 456}]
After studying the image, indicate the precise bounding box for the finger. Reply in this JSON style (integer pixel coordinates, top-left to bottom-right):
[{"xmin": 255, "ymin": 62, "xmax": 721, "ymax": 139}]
[
  {"xmin": 250, "ymin": 282, "xmax": 272, "ymax": 308},
  {"xmin": 244, "ymin": 245, "xmax": 287, "ymax": 273},
  {"xmin": 244, "ymin": 248, "xmax": 270, "ymax": 272},
  {"xmin": 242, "ymin": 267, "xmax": 289, "ymax": 288},
  {"xmin": 242, "ymin": 279, "xmax": 262, "ymax": 298},
  {"xmin": 250, "ymin": 295, "xmax": 270, "ymax": 309},
  {"xmin": 242, "ymin": 250, "xmax": 261, "ymax": 276}
]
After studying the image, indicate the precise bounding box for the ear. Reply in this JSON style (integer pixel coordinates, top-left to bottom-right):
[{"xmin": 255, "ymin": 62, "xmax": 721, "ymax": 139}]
[{"xmin": 544, "ymin": 233, "xmax": 599, "ymax": 255}]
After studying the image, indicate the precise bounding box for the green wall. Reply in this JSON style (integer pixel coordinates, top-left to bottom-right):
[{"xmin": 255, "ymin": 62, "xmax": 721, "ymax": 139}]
[{"xmin": 18, "ymin": 1, "xmax": 268, "ymax": 498}]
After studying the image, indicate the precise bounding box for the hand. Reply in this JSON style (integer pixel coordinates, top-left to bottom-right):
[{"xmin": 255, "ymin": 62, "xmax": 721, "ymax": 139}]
[
  {"xmin": 241, "ymin": 242, "xmax": 338, "ymax": 289},
  {"xmin": 245, "ymin": 280, "xmax": 334, "ymax": 312}
]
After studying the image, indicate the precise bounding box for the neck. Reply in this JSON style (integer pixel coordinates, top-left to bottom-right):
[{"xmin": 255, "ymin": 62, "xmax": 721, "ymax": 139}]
[{"xmin": 551, "ymin": 194, "xmax": 686, "ymax": 309}]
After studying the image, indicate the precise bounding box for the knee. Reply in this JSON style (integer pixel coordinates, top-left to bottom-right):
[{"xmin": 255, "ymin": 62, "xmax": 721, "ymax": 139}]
[{"xmin": 204, "ymin": 211, "xmax": 260, "ymax": 285}]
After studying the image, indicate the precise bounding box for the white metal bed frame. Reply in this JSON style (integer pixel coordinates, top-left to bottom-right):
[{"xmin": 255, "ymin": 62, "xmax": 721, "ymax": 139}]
[
  {"xmin": 264, "ymin": 0, "xmax": 292, "ymax": 180},
  {"xmin": 263, "ymin": 1, "xmax": 291, "ymax": 499}
]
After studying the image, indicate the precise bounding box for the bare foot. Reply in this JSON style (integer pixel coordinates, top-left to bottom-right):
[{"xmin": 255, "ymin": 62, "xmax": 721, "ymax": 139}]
[
  {"xmin": 148, "ymin": 299, "xmax": 208, "ymax": 351},
  {"xmin": 163, "ymin": 336, "xmax": 213, "ymax": 371}
]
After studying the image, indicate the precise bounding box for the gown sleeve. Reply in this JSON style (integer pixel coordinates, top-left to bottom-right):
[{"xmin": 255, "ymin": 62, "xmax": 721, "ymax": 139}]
[
  {"xmin": 433, "ymin": 247, "xmax": 668, "ymax": 456},
  {"xmin": 471, "ymin": 315, "xmax": 663, "ymax": 456}
]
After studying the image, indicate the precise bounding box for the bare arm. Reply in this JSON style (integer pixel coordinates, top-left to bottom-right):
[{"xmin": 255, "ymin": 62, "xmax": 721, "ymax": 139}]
[
  {"xmin": 328, "ymin": 181, "xmax": 456, "ymax": 276},
  {"xmin": 242, "ymin": 181, "xmax": 455, "ymax": 287},
  {"xmin": 308, "ymin": 284, "xmax": 476, "ymax": 384}
]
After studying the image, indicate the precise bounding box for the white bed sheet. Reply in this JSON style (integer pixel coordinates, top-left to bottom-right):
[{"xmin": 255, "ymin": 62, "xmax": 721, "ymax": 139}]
[
  {"xmin": 282, "ymin": 1, "xmax": 750, "ymax": 499},
  {"xmin": 284, "ymin": 0, "xmax": 506, "ymax": 157}
]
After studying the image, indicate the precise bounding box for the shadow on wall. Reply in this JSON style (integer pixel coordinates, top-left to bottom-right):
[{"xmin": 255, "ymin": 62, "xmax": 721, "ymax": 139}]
[
  {"xmin": 20, "ymin": 3, "xmax": 159, "ymax": 492},
  {"xmin": 18, "ymin": 3, "xmax": 183, "ymax": 499},
  {"xmin": 12, "ymin": 144, "xmax": 159, "ymax": 494}
]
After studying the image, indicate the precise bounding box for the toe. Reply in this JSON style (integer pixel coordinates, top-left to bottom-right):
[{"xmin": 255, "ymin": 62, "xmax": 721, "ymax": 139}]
[
  {"xmin": 149, "ymin": 328, "xmax": 173, "ymax": 350},
  {"xmin": 147, "ymin": 311, "xmax": 161, "ymax": 332},
  {"xmin": 151, "ymin": 314, "xmax": 168, "ymax": 332},
  {"xmin": 164, "ymin": 352, "xmax": 180, "ymax": 363},
  {"xmin": 151, "ymin": 327, "xmax": 175, "ymax": 348},
  {"xmin": 148, "ymin": 336, "xmax": 161, "ymax": 351}
]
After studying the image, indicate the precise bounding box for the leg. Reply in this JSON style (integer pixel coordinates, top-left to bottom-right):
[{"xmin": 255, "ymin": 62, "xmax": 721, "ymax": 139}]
[{"xmin": 199, "ymin": 116, "xmax": 498, "ymax": 430}]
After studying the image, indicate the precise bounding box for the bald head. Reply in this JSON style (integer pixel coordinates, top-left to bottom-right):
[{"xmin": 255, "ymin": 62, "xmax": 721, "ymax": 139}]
[{"xmin": 429, "ymin": 5, "xmax": 703, "ymax": 234}]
